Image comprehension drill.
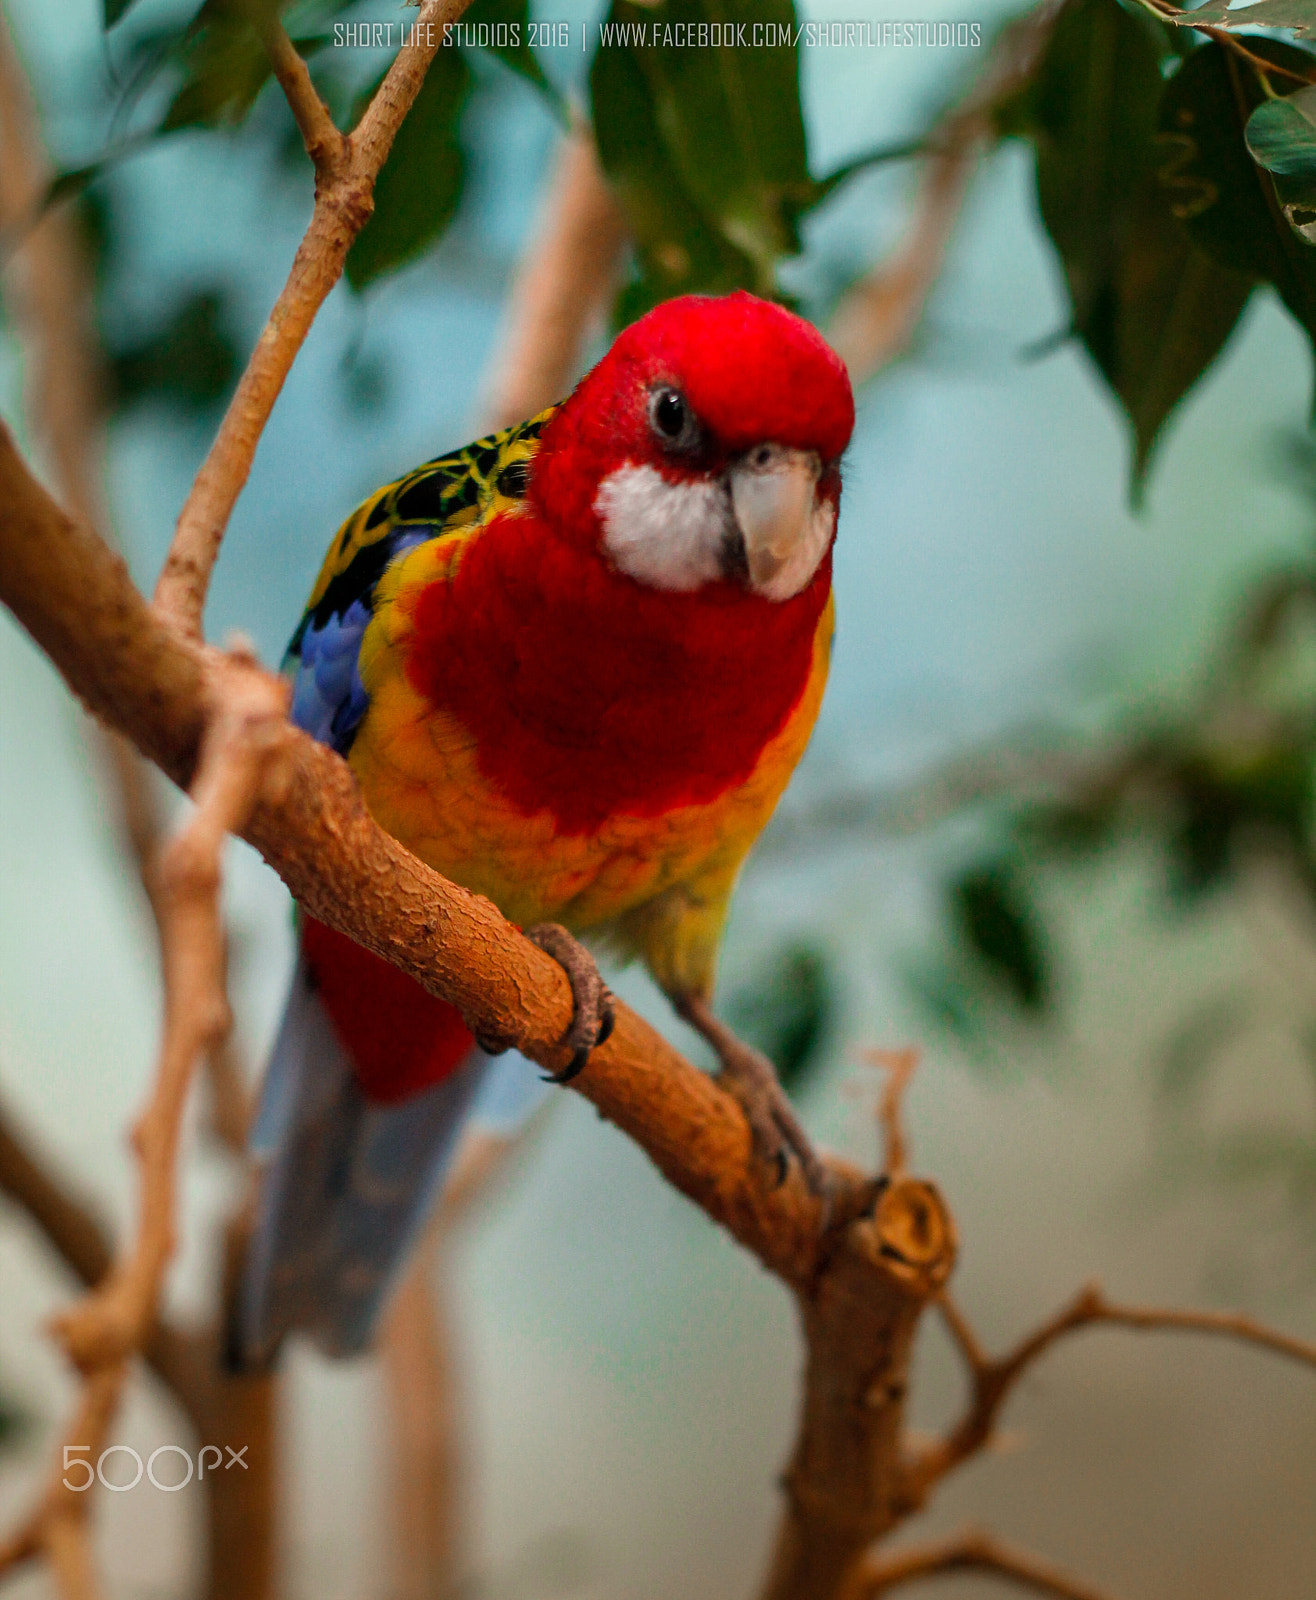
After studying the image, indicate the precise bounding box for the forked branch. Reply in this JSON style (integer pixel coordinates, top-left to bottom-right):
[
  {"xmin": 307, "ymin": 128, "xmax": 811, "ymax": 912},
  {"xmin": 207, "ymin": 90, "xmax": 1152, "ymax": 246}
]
[
  {"xmin": 905, "ymin": 1282, "xmax": 1316, "ymax": 1498},
  {"xmin": 0, "ymin": 659, "xmax": 291, "ymax": 1591},
  {"xmin": 154, "ymin": 0, "xmax": 472, "ymax": 637},
  {"xmin": 856, "ymin": 1526, "xmax": 1124, "ymax": 1600}
]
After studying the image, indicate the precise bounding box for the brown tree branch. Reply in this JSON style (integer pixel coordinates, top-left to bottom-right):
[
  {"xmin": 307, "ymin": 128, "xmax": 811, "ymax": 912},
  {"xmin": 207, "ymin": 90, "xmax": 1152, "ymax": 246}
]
[
  {"xmin": 905, "ymin": 1283, "xmax": 1316, "ymax": 1500},
  {"xmin": 827, "ymin": 134, "xmax": 980, "ymax": 384},
  {"xmin": 247, "ymin": 5, "xmax": 344, "ymax": 175},
  {"xmin": 0, "ymin": 661, "xmax": 291, "ymax": 1592},
  {"xmin": 0, "ymin": 25, "xmax": 274, "ymax": 1587},
  {"xmin": 379, "ymin": 1120, "xmax": 550, "ymax": 1598},
  {"xmin": 480, "ymin": 122, "xmax": 626, "ymax": 431},
  {"xmin": 0, "ymin": 9, "xmax": 107, "ymax": 532},
  {"xmin": 0, "ymin": 1101, "xmax": 113, "ymax": 1290},
  {"xmin": 0, "ymin": 1, "xmax": 254, "ymax": 1156},
  {"xmin": 154, "ymin": 0, "xmax": 472, "ymax": 637},
  {"xmin": 0, "ymin": 426, "xmax": 850, "ymax": 1277},
  {"xmin": 0, "ymin": 22, "xmax": 269, "ymax": 1573},
  {"xmin": 758, "ymin": 1179, "xmax": 958, "ymax": 1600},
  {"xmin": 854, "ymin": 1527, "xmax": 1124, "ymax": 1600},
  {"xmin": 381, "ymin": 1240, "xmax": 465, "ymax": 1600}
]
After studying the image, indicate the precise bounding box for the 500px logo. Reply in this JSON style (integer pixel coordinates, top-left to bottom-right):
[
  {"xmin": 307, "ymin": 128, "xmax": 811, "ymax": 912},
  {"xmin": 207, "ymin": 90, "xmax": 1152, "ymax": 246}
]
[{"xmin": 61, "ymin": 1444, "xmax": 248, "ymax": 1492}]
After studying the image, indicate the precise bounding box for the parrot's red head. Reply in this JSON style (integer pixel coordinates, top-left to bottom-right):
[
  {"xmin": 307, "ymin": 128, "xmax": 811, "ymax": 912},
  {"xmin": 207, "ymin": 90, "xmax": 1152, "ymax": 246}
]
[{"xmin": 532, "ymin": 292, "xmax": 854, "ymax": 602}]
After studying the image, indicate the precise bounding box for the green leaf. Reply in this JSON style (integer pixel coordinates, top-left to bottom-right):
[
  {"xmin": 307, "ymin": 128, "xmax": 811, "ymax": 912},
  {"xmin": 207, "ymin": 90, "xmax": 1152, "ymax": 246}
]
[
  {"xmin": 1023, "ymin": 0, "xmax": 1251, "ymax": 489},
  {"xmin": 1246, "ymin": 83, "xmax": 1316, "ymax": 241},
  {"xmin": 104, "ymin": 0, "xmax": 139, "ymax": 26},
  {"xmin": 160, "ymin": 1, "xmax": 327, "ymax": 133},
  {"xmin": 459, "ymin": 0, "xmax": 558, "ymax": 102},
  {"xmin": 345, "ymin": 48, "xmax": 469, "ymax": 291},
  {"xmin": 1246, "ymin": 84, "xmax": 1316, "ymax": 177},
  {"xmin": 1159, "ymin": 40, "xmax": 1316, "ymax": 357},
  {"xmin": 1172, "ymin": 0, "xmax": 1316, "ymax": 34},
  {"xmin": 950, "ymin": 860, "xmax": 1049, "ymax": 1011},
  {"xmin": 161, "ymin": 10, "xmax": 270, "ymax": 132},
  {"xmin": 107, "ymin": 288, "xmax": 239, "ymax": 413},
  {"xmin": 590, "ymin": 0, "xmax": 812, "ymax": 319}
]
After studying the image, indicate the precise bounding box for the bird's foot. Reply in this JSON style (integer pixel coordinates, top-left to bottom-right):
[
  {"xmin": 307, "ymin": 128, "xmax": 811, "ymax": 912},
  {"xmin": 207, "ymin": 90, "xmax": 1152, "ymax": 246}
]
[
  {"xmin": 675, "ymin": 994, "xmax": 830, "ymax": 1200},
  {"xmin": 524, "ymin": 923, "xmax": 615, "ymax": 1083}
]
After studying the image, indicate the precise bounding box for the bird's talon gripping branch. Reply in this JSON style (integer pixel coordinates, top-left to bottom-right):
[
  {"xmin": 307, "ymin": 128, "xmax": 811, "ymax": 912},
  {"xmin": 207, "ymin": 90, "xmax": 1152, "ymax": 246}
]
[
  {"xmin": 524, "ymin": 923, "xmax": 615, "ymax": 1083},
  {"xmin": 675, "ymin": 993, "xmax": 829, "ymax": 1201}
]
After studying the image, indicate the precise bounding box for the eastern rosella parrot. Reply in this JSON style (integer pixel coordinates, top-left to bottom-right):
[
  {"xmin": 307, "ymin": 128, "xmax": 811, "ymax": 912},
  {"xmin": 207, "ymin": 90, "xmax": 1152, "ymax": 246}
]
[{"xmin": 233, "ymin": 291, "xmax": 854, "ymax": 1366}]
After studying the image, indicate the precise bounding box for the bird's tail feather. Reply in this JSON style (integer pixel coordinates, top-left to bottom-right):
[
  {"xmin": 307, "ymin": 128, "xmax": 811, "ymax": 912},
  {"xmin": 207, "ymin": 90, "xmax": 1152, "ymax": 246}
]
[{"xmin": 231, "ymin": 954, "xmax": 491, "ymax": 1368}]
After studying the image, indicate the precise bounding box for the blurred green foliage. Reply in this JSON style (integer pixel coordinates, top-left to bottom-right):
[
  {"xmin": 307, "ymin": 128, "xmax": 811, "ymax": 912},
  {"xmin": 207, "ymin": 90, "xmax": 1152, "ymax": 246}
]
[
  {"xmin": 345, "ymin": 48, "xmax": 470, "ymax": 291},
  {"xmin": 726, "ymin": 943, "xmax": 833, "ymax": 1094},
  {"xmin": 0, "ymin": 1386, "xmax": 30, "ymax": 1453},
  {"xmin": 105, "ymin": 288, "xmax": 240, "ymax": 413},
  {"xmin": 950, "ymin": 858, "xmax": 1049, "ymax": 1011},
  {"xmin": 1010, "ymin": 0, "xmax": 1251, "ymax": 491}
]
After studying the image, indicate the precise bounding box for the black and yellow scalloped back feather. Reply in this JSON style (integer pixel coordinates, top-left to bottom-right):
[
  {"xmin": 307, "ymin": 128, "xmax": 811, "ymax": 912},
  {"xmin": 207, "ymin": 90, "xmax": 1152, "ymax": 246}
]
[{"xmin": 293, "ymin": 404, "xmax": 557, "ymax": 652}]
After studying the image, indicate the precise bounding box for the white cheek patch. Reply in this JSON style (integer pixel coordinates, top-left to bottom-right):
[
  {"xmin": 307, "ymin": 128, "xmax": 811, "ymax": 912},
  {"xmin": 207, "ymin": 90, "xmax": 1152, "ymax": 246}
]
[
  {"xmin": 594, "ymin": 463, "xmax": 732, "ymax": 592},
  {"xmin": 755, "ymin": 495, "xmax": 836, "ymax": 602}
]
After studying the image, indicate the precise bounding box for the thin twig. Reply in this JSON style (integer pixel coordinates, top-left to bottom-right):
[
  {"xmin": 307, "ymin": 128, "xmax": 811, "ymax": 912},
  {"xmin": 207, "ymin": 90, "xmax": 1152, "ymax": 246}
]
[
  {"xmin": 0, "ymin": 659, "xmax": 292, "ymax": 1588},
  {"xmin": 247, "ymin": 5, "xmax": 344, "ymax": 175},
  {"xmin": 0, "ymin": 3, "xmax": 253, "ymax": 1156},
  {"xmin": 1146, "ymin": 0, "xmax": 1316, "ymax": 86},
  {"xmin": 861, "ymin": 1047, "xmax": 919, "ymax": 1177},
  {"xmin": 906, "ymin": 1283, "xmax": 1316, "ymax": 1498},
  {"xmin": 856, "ymin": 1526, "xmax": 1123, "ymax": 1600},
  {"xmin": 154, "ymin": 0, "xmax": 472, "ymax": 637}
]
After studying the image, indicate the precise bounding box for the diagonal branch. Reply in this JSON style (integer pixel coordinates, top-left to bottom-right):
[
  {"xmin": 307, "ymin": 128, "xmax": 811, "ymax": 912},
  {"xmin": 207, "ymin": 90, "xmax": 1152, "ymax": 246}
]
[
  {"xmin": 855, "ymin": 1526, "xmax": 1124, "ymax": 1600},
  {"xmin": 479, "ymin": 120, "xmax": 626, "ymax": 431},
  {"xmin": 0, "ymin": 1101, "xmax": 112, "ymax": 1290},
  {"xmin": 905, "ymin": 1283, "xmax": 1316, "ymax": 1499},
  {"xmin": 154, "ymin": 0, "xmax": 473, "ymax": 637},
  {"xmin": 827, "ymin": 0, "xmax": 1064, "ymax": 383},
  {"xmin": 247, "ymin": 5, "xmax": 344, "ymax": 175},
  {"xmin": 0, "ymin": 425, "xmax": 844, "ymax": 1283}
]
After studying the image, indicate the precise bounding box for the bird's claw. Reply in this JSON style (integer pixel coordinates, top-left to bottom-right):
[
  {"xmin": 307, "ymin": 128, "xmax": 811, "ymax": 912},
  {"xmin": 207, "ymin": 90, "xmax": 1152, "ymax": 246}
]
[
  {"xmin": 714, "ymin": 1041, "xmax": 830, "ymax": 1202},
  {"xmin": 524, "ymin": 923, "xmax": 614, "ymax": 1083},
  {"xmin": 675, "ymin": 992, "xmax": 830, "ymax": 1206}
]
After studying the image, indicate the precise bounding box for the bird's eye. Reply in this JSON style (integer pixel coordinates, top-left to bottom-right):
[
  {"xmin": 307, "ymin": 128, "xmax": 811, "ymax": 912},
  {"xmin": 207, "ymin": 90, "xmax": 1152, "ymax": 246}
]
[{"xmin": 649, "ymin": 387, "xmax": 692, "ymax": 444}]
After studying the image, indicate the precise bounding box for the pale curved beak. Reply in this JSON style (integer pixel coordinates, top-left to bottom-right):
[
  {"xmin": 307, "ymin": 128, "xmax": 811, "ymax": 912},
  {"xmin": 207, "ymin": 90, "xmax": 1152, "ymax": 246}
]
[{"xmin": 728, "ymin": 445, "xmax": 831, "ymax": 601}]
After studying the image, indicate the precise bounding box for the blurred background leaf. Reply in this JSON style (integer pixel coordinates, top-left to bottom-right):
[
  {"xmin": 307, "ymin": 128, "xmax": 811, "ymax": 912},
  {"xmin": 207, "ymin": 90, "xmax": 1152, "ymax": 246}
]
[
  {"xmin": 591, "ymin": 0, "xmax": 811, "ymax": 320},
  {"xmin": 1015, "ymin": 0, "xmax": 1252, "ymax": 490},
  {"xmin": 725, "ymin": 943, "xmax": 833, "ymax": 1094},
  {"xmin": 345, "ymin": 47, "xmax": 471, "ymax": 291},
  {"xmin": 104, "ymin": 286, "xmax": 240, "ymax": 414},
  {"xmin": 1159, "ymin": 39, "xmax": 1316, "ymax": 375},
  {"xmin": 950, "ymin": 857, "xmax": 1050, "ymax": 1011}
]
